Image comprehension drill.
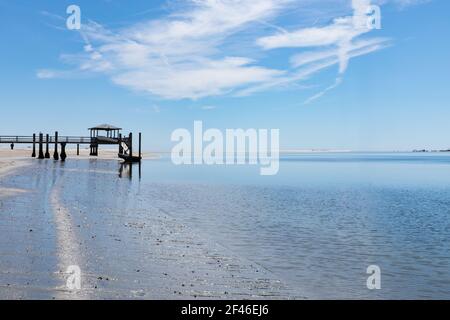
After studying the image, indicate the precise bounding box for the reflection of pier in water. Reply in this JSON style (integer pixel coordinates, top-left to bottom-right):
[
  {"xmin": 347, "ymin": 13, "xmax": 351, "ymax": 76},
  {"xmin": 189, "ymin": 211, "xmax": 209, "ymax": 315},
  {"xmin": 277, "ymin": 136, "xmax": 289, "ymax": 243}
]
[{"xmin": 119, "ymin": 162, "xmax": 141, "ymax": 180}]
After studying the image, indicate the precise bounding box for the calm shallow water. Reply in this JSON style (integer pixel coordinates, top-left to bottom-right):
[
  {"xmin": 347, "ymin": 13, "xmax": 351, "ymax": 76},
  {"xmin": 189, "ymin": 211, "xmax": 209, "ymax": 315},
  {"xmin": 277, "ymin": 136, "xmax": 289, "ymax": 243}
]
[
  {"xmin": 134, "ymin": 153, "xmax": 450, "ymax": 299},
  {"xmin": 4, "ymin": 153, "xmax": 449, "ymax": 299}
]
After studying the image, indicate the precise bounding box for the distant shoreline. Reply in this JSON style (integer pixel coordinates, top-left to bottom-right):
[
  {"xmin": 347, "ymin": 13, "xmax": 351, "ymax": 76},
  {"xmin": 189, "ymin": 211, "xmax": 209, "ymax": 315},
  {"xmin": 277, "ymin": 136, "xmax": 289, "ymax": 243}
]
[{"xmin": 119, "ymin": 149, "xmax": 450, "ymax": 155}]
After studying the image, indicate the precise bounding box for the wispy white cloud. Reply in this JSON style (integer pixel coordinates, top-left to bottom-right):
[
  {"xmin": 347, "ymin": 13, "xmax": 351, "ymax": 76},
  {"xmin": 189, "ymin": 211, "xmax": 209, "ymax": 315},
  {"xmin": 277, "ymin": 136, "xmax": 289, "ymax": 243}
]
[
  {"xmin": 256, "ymin": 0, "xmax": 387, "ymax": 102},
  {"xmin": 289, "ymin": 37, "xmax": 389, "ymax": 68},
  {"xmin": 112, "ymin": 57, "xmax": 283, "ymax": 100},
  {"xmin": 40, "ymin": 0, "xmax": 290, "ymax": 99},
  {"xmin": 303, "ymin": 77, "xmax": 343, "ymax": 105},
  {"xmin": 37, "ymin": 0, "xmax": 427, "ymax": 103}
]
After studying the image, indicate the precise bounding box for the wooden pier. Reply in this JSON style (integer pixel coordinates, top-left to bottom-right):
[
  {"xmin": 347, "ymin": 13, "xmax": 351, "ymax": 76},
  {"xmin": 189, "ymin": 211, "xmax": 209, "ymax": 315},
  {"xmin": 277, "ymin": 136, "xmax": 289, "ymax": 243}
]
[{"xmin": 0, "ymin": 124, "xmax": 142, "ymax": 163}]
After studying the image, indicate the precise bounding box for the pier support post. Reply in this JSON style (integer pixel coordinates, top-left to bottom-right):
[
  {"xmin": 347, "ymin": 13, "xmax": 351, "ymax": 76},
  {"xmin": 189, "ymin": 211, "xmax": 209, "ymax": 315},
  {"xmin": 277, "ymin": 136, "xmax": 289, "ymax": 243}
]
[
  {"xmin": 129, "ymin": 132, "xmax": 133, "ymax": 157},
  {"xmin": 45, "ymin": 134, "xmax": 50, "ymax": 158},
  {"xmin": 38, "ymin": 133, "xmax": 45, "ymax": 159},
  {"xmin": 53, "ymin": 131, "xmax": 59, "ymax": 160},
  {"xmin": 10, "ymin": 143, "xmax": 14, "ymax": 150},
  {"xmin": 32, "ymin": 134, "xmax": 36, "ymax": 158},
  {"xmin": 60, "ymin": 143, "xmax": 67, "ymax": 161},
  {"xmin": 77, "ymin": 144, "xmax": 80, "ymax": 156},
  {"xmin": 90, "ymin": 140, "xmax": 98, "ymax": 156}
]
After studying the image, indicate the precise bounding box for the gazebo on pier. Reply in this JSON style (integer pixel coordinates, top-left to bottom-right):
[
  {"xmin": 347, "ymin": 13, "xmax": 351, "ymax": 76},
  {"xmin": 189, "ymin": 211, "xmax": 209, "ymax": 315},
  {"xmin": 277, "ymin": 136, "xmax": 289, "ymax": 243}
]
[
  {"xmin": 89, "ymin": 124, "xmax": 122, "ymax": 139},
  {"xmin": 89, "ymin": 124, "xmax": 122, "ymax": 156}
]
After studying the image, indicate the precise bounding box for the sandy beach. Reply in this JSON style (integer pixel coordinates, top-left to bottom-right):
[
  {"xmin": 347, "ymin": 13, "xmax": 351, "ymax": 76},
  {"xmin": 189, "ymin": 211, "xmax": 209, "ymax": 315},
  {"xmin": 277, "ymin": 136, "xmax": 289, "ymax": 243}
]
[{"xmin": 0, "ymin": 149, "xmax": 297, "ymax": 299}]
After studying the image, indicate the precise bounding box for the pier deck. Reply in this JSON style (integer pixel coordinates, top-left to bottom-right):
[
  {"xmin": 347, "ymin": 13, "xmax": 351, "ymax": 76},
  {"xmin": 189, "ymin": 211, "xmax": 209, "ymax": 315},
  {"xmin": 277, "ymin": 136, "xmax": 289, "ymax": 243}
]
[
  {"xmin": 0, "ymin": 127, "xmax": 141, "ymax": 163},
  {"xmin": 0, "ymin": 136, "xmax": 127, "ymax": 145}
]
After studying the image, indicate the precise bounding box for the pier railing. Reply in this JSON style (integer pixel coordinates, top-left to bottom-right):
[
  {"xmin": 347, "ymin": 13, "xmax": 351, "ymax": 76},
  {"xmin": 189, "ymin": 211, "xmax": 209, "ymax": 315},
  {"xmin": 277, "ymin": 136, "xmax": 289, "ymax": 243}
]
[
  {"xmin": 0, "ymin": 132, "xmax": 139, "ymax": 163},
  {"xmin": 0, "ymin": 136, "xmax": 36, "ymax": 143},
  {"xmin": 0, "ymin": 135, "xmax": 125, "ymax": 145}
]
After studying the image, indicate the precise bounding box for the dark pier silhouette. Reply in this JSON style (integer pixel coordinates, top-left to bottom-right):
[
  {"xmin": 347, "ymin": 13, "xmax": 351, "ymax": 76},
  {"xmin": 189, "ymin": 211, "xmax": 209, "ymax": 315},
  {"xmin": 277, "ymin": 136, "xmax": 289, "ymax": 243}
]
[{"xmin": 0, "ymin": 124, "xmax": 142, "ymax": 163}]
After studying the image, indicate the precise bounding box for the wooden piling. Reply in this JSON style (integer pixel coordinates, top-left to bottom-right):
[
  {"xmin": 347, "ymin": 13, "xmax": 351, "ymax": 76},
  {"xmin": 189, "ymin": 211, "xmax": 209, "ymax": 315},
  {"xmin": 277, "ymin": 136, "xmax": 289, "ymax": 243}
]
[
  {"xmin": 45, "ymin": 134, "xmax": 50, "ymax": 158},
  {"xmin": 139, "ymin": 132, "xmax": 142, "ymax": 160},
  {"xmin": 38, "ymin": 133, "xmax": 45, "ymax": 159},
  {"xmin": 129, "ymin": 132, "xmax": 133, "ymax": 157},
  {"xmin": 90, "ymin": 141, "xmax": 98, "ymax": 156},
  {"xmin": 60, "ymin": 143, "xmax": 67, "ymax": 161},
  {"xmin": 32, "ymin": 134, "xmax": 36, "ymax": 158},
  {"xmin": 77, "ymin": 144, "xmax": 80, "ymax": 156},
  {"xmin": 53, "ymin": 131, "xmax": 59, "ymax": 160}
]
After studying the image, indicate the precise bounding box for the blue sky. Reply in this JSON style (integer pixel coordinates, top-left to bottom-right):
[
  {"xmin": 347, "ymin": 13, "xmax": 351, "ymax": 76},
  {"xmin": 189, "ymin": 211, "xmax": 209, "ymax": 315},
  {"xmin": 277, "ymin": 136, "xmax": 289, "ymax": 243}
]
[{"xmin": 0, "ymin": 0, "xmax": 448, "ymax": 151}]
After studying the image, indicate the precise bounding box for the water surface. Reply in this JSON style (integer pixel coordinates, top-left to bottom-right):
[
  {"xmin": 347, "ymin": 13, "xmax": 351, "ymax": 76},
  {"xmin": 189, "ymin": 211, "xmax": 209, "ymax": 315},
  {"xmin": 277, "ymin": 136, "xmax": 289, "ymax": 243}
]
[
  {"xmin": 136, "ymin": 152, "xmax": 450, "ymax": 299},
  {"xmin": 2, "ymin": 152, "xmax": 449, "ymax": 299}
]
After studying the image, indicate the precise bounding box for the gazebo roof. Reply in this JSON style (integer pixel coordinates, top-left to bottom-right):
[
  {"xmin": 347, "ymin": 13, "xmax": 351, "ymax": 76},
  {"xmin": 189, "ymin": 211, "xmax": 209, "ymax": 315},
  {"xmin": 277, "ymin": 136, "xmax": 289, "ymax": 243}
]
[{"xmin": 89, "ymin": 124, "xmax": 122, "ymax": 131}]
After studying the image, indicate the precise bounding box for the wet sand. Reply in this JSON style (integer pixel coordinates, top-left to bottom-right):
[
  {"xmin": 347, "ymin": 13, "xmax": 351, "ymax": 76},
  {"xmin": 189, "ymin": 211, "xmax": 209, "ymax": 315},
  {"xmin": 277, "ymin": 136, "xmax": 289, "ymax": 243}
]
[
  {"xmin": 0, "ymin": 152, "xmax": 297, "ymax": 299},
  {"xmin": 0, "ymin": 157, "xmax": 30, "ymax": 198}
]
